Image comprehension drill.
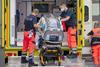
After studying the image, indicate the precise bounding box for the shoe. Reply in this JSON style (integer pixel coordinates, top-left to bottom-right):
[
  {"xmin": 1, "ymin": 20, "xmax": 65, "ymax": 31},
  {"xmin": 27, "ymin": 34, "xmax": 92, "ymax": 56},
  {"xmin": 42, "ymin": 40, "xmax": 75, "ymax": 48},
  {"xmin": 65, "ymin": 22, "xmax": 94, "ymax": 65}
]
[
  {"xmin": 29, "ymin": 59, "xmax": 38, "ymax": 66},
  {"xmin": 21, "ymin": 57, "xmax": 28, "ymax": 63},
  {"xmin": 29, "ymin": 62, "xmax": 38, "ymax": 66}
]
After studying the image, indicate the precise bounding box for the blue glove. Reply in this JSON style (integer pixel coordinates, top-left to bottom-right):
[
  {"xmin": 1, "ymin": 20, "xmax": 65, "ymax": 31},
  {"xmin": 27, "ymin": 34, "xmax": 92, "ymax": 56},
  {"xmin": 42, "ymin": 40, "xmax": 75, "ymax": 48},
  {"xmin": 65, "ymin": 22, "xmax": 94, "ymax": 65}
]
[{"xmin": 40, "ymin": 23, "xmax": 45, "ymax": 30}]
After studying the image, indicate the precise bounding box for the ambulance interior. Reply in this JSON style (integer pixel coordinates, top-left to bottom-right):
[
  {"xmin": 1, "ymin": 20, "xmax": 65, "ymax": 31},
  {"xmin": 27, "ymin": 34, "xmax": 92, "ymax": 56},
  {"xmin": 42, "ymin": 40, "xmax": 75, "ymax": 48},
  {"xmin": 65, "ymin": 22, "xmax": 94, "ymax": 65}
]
[{"xmin": 11, "ymin": 0, "xmax": 77, "ymax": 47}]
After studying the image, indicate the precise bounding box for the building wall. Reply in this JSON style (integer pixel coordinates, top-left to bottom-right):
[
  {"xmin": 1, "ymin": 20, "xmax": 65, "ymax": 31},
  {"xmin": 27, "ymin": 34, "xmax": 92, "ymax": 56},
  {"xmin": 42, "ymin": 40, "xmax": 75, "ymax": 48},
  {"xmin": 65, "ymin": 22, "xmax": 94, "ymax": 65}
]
[
  {"xmin": 92, "ymin": 0, "xmax": 100, "ymax": 22},
  {"xmin": 92, "ymin": 0, "xmax": 100, "ymax": 3}
]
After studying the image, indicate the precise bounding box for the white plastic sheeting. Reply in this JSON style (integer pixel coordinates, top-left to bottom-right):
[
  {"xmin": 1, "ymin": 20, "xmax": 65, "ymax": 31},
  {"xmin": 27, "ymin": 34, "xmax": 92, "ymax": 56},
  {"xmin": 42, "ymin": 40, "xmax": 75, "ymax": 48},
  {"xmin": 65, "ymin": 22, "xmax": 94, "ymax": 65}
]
[{"xmin": 10, "ymin": 0, "xmax": 16, "ymax": 45}]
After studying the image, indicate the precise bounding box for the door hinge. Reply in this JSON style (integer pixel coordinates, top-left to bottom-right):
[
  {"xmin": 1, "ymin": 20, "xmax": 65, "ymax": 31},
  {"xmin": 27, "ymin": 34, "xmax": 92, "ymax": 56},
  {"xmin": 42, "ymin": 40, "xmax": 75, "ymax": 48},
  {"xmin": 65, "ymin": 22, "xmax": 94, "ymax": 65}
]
[
  {"xmin": 4, "ymin": 8, "xmax": 6, "ymax": 13},
  {"xmin": 4, "ymin": 24, "xmax": 6, "ymax": 29},
  {"xmin": 4, "ymin": 40, "xmax": 6, "ymax": 45}
]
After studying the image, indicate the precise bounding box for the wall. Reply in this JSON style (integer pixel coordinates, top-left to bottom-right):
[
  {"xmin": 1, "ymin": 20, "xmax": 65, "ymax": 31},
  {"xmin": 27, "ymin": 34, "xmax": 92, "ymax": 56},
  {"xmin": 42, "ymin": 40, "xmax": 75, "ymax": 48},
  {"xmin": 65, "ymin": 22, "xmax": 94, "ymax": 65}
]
[
  {"xmin": 16, "ymin": 0, "xmax": 27, "ymax": 31},
  {"xmin": 92, "ymin": 0, "xmax": 100, "ymax": 22},
  {"xmin": 27, "ymin": 2, "xmax": 32, "ymax": 16}
]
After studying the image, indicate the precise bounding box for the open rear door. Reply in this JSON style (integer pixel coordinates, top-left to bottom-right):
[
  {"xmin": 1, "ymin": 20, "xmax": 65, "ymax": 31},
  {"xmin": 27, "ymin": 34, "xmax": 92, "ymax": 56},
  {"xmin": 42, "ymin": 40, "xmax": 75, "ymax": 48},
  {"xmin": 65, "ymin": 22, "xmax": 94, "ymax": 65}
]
[
  {"xmin": 77, "ymin": 0, "xmax": 85, "ymax": 56},
  {"xmin": 0, "ymin": 0, "xmax": 5, "ymax": 66}
]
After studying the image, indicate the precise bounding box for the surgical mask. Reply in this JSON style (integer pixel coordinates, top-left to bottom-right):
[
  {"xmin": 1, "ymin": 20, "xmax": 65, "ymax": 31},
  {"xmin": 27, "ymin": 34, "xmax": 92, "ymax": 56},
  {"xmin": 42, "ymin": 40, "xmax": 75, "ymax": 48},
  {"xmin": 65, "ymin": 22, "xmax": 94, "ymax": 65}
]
[
  {"xmin": 60, "ymin": 7, "xmax": 68, "ymax": 12},
  {"xmin": 61, "ymin": 8, "xmax": 65, "ymax": 12}
]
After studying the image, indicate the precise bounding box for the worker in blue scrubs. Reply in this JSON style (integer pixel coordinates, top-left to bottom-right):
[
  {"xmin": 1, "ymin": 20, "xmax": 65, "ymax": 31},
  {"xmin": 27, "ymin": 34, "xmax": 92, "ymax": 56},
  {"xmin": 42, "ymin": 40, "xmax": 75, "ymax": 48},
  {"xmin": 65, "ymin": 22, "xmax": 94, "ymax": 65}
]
[{"xmin": 59, "ymin": 3, "xmax": 77, "ymax": 58}]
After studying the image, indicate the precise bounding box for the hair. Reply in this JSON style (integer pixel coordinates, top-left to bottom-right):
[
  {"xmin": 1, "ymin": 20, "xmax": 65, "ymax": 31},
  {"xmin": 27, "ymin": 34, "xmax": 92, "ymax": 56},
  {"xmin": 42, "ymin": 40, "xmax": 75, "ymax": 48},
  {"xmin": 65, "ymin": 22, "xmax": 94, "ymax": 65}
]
[
  {"xmin": 59, "ymin": 3, "xmax": 66, "ymax": 8},
  {"xmin": 32, "ymin": 9, "xmax": 39, "ymax": 14}
]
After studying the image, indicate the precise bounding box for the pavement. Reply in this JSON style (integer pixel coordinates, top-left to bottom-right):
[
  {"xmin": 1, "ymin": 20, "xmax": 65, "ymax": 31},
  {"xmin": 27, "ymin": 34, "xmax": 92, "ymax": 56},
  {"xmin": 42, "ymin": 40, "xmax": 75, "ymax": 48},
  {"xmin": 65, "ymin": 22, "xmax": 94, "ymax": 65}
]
[{"xmin": 5, "ymin": 56, "xmax": 96, "ymax": 67}]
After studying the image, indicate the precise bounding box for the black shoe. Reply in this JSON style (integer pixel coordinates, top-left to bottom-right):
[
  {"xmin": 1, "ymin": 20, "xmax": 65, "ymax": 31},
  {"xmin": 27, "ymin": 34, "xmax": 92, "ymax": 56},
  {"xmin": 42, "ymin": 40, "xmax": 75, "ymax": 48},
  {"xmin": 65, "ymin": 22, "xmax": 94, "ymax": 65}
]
[
  {"xmin": 21, "ymin": 57, "xmax": 28, "ymax": 63},
  {"xmin": 29, "ymin": 62, "xmax": 38, "ymax": 66},
  {"xmin": 29, "ymin": 59, "xmax": 38, "ymax": 66}
]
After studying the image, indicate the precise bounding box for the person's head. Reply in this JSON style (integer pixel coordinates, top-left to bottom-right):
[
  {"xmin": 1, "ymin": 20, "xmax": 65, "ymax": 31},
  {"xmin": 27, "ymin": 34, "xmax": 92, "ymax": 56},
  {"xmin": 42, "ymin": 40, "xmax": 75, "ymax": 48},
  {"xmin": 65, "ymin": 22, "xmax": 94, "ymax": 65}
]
[
  {"xmin": 32, "ymin": 9, "xmax": 39, "ymax": 16},
  {"xmin": 59, "ymin": 3, "xmax": 68, "ymax": 12}
]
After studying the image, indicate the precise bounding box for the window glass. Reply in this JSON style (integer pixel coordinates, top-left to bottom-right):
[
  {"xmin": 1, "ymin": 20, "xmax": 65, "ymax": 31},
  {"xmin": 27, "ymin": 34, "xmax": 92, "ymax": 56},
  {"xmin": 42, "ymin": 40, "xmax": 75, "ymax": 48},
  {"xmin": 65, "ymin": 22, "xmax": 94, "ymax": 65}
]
[
  {"xmin": 33, "ymin": 3, "xmax": 49, "ymax": 13},
  {"xmin": 85, "ymin": 6, "xmax": 89, "ymax": 22},
  {"xmin": 92, "ymin": 4, "xmax": 100, "ymax": 16}
]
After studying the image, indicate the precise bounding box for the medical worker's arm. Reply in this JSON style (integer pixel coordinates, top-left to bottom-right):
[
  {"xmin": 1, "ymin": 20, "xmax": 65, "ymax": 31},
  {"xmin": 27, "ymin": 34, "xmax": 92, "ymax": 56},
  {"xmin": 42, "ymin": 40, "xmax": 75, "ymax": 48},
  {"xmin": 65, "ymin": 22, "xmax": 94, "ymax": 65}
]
[
  {"xmin": 61, "ymin": 16, "xmax": 70, "ymax": 21},
  {"xmin": 61, "ymin": 9, "xmax": 72, "ymax": 22},
  {"xmin": 32, "ymin": 18, "xmax": 40, "ymax": 29}
]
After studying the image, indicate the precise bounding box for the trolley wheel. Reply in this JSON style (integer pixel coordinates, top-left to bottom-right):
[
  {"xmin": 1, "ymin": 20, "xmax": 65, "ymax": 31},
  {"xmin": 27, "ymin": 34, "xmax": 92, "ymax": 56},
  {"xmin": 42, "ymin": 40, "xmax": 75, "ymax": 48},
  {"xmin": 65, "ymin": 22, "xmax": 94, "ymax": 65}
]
[
  {"xmin": 57, "ymin": 56, "xmax": 61, "ymax": 66},
  {"xmin": 5, "ymin": 57, "xmax": 8, "ymax": 64},
  {"xmin": 58, "ymin": 62, "xmax": 61, "ymax": 66}
]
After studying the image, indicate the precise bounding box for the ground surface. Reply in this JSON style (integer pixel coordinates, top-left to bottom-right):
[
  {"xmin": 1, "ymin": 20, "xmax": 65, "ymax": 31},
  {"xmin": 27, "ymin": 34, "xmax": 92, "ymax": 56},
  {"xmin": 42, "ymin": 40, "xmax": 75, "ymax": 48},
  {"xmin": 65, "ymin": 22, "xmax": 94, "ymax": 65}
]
[{"xmin": 5, "ymin": 56, "xmax": 96, "ymax": 67}]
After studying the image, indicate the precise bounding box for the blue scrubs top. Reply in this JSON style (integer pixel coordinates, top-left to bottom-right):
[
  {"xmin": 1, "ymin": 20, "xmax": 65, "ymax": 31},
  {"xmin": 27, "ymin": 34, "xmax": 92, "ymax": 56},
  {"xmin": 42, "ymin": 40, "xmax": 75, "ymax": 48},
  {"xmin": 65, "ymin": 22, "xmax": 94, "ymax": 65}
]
[
  {"xmin": 24, "ymin": 15, "xmax": 38, "ymax": 32},
  {"xmin": 60, "ymin": 8, "xmax": 76, "ymax": 28}
]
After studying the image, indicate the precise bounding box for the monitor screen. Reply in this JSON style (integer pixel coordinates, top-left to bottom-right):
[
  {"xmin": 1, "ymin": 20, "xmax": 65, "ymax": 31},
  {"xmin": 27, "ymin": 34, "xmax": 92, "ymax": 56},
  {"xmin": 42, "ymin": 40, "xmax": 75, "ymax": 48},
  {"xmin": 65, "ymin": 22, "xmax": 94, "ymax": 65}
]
[{"xmin": 34, "ymin": 3, "xmax": 49, "ymax": 13}]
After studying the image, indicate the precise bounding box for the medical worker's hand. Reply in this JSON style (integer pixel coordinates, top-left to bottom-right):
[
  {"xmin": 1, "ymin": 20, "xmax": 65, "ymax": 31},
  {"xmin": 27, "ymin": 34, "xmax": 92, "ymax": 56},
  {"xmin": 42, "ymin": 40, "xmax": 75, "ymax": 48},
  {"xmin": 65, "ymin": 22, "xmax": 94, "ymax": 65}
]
[{"xmin": 34, "ymin": 23, "xmax": 40, "ymax": 29}]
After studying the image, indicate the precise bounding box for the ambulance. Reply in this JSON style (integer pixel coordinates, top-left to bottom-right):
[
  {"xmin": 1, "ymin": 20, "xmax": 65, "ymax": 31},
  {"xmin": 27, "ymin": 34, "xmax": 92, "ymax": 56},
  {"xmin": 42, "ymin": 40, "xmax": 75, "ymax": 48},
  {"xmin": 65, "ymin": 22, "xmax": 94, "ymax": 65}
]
[{"xmin": 1, "ymin": 0, "xmax": 93, "ymax": 63}]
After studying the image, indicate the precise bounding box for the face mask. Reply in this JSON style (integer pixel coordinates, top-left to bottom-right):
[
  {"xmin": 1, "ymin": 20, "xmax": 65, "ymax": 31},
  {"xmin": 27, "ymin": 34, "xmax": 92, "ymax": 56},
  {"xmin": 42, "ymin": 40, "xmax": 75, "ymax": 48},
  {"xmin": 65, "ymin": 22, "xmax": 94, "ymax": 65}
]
[{"xmin": 61, "ymin": 8, "xmax": 65, "ymax": 12}]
